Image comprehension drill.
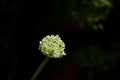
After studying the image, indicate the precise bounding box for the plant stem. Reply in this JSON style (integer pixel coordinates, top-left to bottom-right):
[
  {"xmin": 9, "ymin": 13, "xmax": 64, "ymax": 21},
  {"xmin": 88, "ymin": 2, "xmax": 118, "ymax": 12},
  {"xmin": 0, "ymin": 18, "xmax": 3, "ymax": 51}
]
[{"xmin": 31, "ymin": 57, "xmax": 49, "ymax": 80}]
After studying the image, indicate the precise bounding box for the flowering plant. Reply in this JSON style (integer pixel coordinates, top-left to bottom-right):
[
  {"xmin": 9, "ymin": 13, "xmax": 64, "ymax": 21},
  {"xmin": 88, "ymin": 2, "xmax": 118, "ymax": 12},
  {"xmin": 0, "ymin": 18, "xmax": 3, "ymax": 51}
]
[{"xmin": 31, "ymin": 35, "xmax": 66, "ymax": 80}]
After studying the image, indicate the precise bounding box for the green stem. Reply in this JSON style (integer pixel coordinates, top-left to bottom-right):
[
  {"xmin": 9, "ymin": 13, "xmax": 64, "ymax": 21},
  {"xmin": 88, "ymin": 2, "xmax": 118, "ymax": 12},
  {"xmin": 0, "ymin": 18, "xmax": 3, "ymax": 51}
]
[{"xmin": 31, "ymin": 57, "xmax": 49, "ymax": 80}]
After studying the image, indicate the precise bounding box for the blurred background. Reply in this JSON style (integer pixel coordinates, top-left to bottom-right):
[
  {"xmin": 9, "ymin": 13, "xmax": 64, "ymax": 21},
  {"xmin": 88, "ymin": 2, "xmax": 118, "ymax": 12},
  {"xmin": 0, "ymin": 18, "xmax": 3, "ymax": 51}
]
[{"xmin": 0, "ymin": 0, "xmax": 120, "ymax": 80}]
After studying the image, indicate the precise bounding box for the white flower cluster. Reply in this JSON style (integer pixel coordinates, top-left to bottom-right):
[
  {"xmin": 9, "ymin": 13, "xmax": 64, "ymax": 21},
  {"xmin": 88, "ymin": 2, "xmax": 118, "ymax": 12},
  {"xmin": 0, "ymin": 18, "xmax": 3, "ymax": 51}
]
[{"xmin": 38, "ymin": 35, "xmax": 66, "ymax": 58}]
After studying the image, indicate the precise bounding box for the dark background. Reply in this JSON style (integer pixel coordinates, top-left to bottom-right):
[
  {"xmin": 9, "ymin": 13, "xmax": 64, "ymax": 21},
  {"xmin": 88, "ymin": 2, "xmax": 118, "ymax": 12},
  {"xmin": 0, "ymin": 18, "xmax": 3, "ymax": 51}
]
[{"xmin": 0, "ymin": 0, "xmax": 120, "ymax": 80}]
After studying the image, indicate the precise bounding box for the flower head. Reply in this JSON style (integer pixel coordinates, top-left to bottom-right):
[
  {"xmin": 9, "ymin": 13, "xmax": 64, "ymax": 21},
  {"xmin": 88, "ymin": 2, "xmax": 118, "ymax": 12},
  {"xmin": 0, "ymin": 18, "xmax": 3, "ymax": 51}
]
[{"xmin": 38, "ymin": 35, "xmax": 66, "ymax": 58}]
